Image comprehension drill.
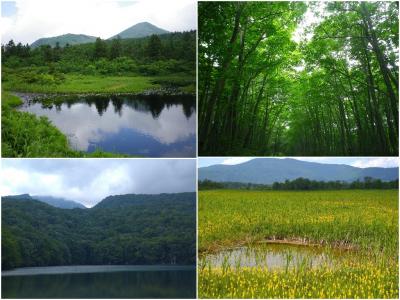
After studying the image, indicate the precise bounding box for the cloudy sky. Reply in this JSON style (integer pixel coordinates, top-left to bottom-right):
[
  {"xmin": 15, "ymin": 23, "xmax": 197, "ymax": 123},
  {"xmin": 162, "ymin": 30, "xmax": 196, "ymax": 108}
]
[
  {"xmin": 1, "ymin": 159, "xmax": 196, "ymax": 207},
  {"xmin": 198, "ymin": 157, "xmax": 399, "ymax": 169},
  {"xmin": 1, "ymin": 0, "xmax": 196, "ymax": 44}
]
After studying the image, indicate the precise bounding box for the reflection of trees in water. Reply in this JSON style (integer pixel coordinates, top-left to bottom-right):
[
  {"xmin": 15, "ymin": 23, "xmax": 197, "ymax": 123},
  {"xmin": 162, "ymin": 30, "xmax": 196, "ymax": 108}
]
[
  {"xmin": 111, "ymin": 96, "xmax": 123, "ymax": 116},
  {"xmin": 3, "ymin": 270, "xmax": 196, "ymax": 298},
  {"xmin": 35, "ymin": 95, "xmax": 196, "ymax": 119},
  {"xmin": 182, "ymin": 101, "xmax": 196, "ymax": 119},
  {"xmin": 122, "ymin": 95, "xmax": 196, "ymax": 120}
]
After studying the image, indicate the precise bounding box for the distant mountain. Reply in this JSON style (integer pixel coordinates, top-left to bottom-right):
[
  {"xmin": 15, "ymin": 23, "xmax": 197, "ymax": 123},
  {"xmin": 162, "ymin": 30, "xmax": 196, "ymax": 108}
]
[
  {"xmin": 2, "ymin": 194, "xmax": 32, "ymax": 200},
  {"xmin": 109, "ymin": 22, "xmax": 169, "ymax": 40},
  {"xmin": 31, "ymin": 33, "xmax": 97, "ymax": 48},
  {"xmin": 199, "ymin": 158, "xmax": 399, "ymax": 184},
  {"xmin": 94, "ymin": 192, "xmax": 195, "ymax": 209},
  {"xmin": 32, "ymin": 195, "xmax": 86, "ymax": 209},
  {"xmin": 30, "ymin": 22, "xmax": 170, "ymax": 48},
  {"xmin": 2, "ymin": 194, "xmax": 85, "ymax": 209}
]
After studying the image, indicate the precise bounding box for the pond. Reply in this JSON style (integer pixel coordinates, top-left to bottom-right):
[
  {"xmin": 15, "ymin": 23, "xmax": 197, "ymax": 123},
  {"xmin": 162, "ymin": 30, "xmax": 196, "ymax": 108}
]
[
  {"xmin": 17, "ymin": 93, "xmax": 196, "ymax": 157},
  {"xmin": 201, "ymin": 243, "xmax": 353, "ymax": 270},
  {"xmin": 2, "ymin": 265, "xmax": 196, "ymax": 298}
]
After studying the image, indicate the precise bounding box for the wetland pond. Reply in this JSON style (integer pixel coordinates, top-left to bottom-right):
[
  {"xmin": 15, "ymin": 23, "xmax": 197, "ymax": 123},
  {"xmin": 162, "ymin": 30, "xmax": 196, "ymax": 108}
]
[
  {"xmin": 2, "ymin": 265, "xmax": 196, "ymax": 298},
  {"xmin": 17, "ymin": 93, "xmax": 196, "ymax": 157},
  {"xmin": 202, "ymin": 243, "xmax": 355, "ymax": 270}
]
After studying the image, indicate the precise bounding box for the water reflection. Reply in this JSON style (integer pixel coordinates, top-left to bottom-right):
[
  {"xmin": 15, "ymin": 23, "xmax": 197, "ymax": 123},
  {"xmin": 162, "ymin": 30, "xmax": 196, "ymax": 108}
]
[
  {"xmin": 2, "ymin": 269, "xmax": 196, "ymax": 298},
  {"xmin": 20, "ymin": 94, "xmax": 196, "ymax": 157},
  {"xmin": 203, "ymin": 243, "xmax": 353, "ymax": 270}
]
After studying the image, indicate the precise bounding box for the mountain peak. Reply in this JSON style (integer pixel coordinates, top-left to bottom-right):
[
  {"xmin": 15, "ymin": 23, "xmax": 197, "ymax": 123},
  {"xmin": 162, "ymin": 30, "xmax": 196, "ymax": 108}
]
[{"xmin": 109, "ymin": 22, "xmax": 169, "ymax": 40}]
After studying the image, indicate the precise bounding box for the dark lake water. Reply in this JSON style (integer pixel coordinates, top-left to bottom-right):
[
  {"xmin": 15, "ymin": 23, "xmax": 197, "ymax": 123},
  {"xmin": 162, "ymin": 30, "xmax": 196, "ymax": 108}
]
[
  {"xmin": 202, "ymin": 243, "xmax": 353, "ymax": 270},
  {"xmin": 2, "ymin": 265, "xmax": 196, "ymax": 298},
  {"xmin": 18, "ymin": 94, "xmax": 196, "ymax": 157}
]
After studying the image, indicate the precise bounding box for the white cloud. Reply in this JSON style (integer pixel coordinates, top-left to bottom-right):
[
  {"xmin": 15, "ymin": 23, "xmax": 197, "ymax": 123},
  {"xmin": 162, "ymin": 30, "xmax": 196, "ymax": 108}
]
[
  {"xmin": 1, "ymin": 159, "xmax": 196, "ymax": 207},
  {"xmin": 351, "ymin": 158, "xmax": 399, "ymax": 168},
  {"xmin": 2, "ymin": 0, "xmax": 196, "ymax": 44},
  {"xmin": 221, "ymin": 157, "xmax": 253, "ymax": 165}
]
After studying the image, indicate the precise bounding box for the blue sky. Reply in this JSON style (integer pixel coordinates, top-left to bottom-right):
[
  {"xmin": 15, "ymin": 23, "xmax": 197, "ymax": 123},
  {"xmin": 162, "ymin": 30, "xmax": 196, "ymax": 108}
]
[
  {"xmin": 198, "ymin": 157, "xmax": 399, "ymax": 169},
  {"xmin": 1, "ymin": 0, "xmax": 196, "ymax": 44},
  {"xmin": 1, "ymin": 1, "xmax": 17, "ymax": 17}
]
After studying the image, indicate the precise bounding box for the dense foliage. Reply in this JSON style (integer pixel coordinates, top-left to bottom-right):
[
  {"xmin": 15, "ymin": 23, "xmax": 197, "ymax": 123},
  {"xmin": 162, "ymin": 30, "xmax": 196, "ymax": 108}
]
[
  {"xmin": 2, "ymin": 193, "xmax": 196, "ymax": 270},
  {"xmin": 2, "ymin": 31, "xmax": 195, "ymax": 77},
  {"xmin": 199, "ymin": 177, "xmax": 399, "ymax": 190},
  {"xmin": 199, "ymin": 1, "xmax": 398, "ymax": 155}
]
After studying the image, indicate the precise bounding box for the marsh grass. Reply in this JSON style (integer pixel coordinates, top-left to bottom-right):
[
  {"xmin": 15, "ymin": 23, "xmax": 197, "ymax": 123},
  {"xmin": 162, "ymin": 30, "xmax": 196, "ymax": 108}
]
[
  {"xmin": 3, "ymin": 74, "xmax": 157, "ymax": 93},
  {"xmin": 198, "ymin": 190, "xmax": 398, "ymax": 298},
  {"xmin": 3, "ymin": 71, "xmax": 195, "ymax": 94}
]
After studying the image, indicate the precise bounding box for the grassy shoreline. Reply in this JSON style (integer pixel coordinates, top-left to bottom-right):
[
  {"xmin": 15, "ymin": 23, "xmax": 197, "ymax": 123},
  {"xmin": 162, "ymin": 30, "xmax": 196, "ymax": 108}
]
[
  {"xmin": 1, "ymin": 91, "xmax": 128, "ymax": 158},
  {"xmin": 2, "ymin": 73, "xmax": 195, "ymax": 95}
]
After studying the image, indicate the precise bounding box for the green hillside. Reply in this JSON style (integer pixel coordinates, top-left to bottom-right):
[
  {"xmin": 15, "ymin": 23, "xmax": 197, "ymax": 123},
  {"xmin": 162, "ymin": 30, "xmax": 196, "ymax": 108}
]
[
  {"xmin": 31, "ymin": 33, "xmax": 97, "ymax": 48},
  {"xmin": 2, "ymin": 193, "xmax": 196, "ymax": 270}
]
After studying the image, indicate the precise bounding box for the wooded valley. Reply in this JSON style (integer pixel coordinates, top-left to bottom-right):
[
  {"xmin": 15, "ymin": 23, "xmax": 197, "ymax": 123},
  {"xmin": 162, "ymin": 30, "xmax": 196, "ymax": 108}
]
[
  {"xmin": 2, "ymin": 193, "xmax": 196, "ymax": 270},
  {"xmin": 199, "ymin": 1, "xmax": 398, "ymax": 155}
]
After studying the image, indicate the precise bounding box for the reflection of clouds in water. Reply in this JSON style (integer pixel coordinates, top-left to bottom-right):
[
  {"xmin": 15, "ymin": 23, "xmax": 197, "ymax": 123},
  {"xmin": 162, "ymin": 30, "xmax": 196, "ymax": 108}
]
[{"xmin": 21, "ymin": 102, "xmax": 196, "ymax": 151}]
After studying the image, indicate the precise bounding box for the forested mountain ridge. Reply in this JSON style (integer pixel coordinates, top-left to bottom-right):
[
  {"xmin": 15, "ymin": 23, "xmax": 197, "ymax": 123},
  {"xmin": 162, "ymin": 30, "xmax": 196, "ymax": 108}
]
[
  {"xmin": 199, "ymin": 158, "xmax": 399, "ymax": 184},
  {"xmin": 2, "ymin": 194, "xmax": 86, "ymax": 209},
  {"xmin": 2, "ymin": 193, "xmax": 196, "ymax": 270},
  {"xmin": 94, "ymin": 192, "xmax": 195, "ymax": 209},
  {"xmin": 31, "ymin": 33, "xmax": 97, "ymax": 48},
  {"xmin": 32, "ymin": 195, "xmax": 86, "ymax": 209},
  {"xmin": 199, "ymin": 1, "xmax": 398, "ymax": 156}
]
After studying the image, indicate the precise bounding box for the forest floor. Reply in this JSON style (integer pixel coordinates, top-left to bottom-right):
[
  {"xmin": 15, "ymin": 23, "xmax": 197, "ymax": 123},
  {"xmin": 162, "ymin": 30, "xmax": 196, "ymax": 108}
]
[
  {"xmin": 198, "ymin": 190, "xmax": 398, "ymax": 298},
  {"xmin": 1, "ymin": 91, "xmax": 129, "ymax": 158}
]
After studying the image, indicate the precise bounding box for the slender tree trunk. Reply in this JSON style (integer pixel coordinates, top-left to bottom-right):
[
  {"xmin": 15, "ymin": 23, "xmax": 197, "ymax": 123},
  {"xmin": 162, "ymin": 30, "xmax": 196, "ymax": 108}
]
[{"xmin": 200, "ymin": 2, "xmax": 244, "ymax": 152}]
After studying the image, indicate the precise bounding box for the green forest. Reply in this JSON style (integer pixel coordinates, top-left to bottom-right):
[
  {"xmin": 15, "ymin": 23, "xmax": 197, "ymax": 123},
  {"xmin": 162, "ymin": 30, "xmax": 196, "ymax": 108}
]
[
  {"xmin": 2, "ymin": 31, "xmax": 196, "ymax": 92},
  {"xmin": 199, "ymin": 177, "xmax": 399, "ymax": 191},
  {"xmin": 2, "ymin": 193, "xmax": 196, "ymax": 270},
  {"xmin": 198, "ymin": 1, "xmax": 398, "ymax": 156}
]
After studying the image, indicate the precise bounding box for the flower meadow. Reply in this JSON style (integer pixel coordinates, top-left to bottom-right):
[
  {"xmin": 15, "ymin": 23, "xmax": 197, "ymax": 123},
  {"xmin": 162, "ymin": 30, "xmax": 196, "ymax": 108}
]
[{"xmin": 198, "ymin": 190, "xmax": 398, "ymax": 298}]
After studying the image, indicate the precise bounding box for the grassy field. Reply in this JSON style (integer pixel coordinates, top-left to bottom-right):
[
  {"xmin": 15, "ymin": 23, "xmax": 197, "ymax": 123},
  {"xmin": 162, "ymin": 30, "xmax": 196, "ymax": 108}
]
[
  {"xmin": 2, "ymin": 74, "xmax": 157, "ymax": 93},
  {"xmin": 2, "ymin": 72, "xmax": 195, "ymax": 94},
  {"xmin": 198, "ymin": 190, "xmax": 398, "ymax": 298},
  {"xmin": 1, "ymin": 91, "xmax": 128, "ymax": 158}
]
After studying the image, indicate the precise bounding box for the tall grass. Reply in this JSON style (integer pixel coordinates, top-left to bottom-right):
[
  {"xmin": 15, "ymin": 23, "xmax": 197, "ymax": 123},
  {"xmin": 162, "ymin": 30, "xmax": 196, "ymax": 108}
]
[{"xmin": 198, "ymin": 190, "xmax": 398, "ymax": 298}]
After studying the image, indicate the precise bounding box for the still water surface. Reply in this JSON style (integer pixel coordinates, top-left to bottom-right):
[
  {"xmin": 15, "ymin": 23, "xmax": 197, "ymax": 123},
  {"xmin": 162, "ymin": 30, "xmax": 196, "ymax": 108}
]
[
  {"xmin": 203, "ymin": 243, "xmax": 352, "ymax": 270},
  {"xmin": 2, "ymin": 265, "xmax": 196, "ymax": 298},
  {"xmin": 18, "ymin": 94, "xmax": 196, "ymax": 157}
]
